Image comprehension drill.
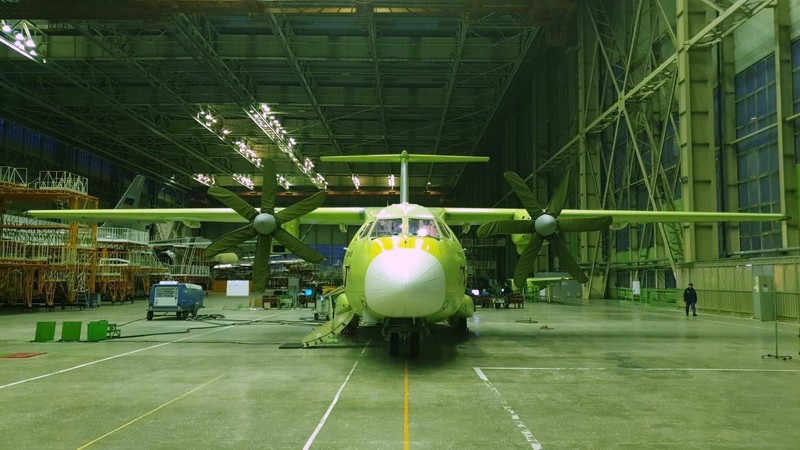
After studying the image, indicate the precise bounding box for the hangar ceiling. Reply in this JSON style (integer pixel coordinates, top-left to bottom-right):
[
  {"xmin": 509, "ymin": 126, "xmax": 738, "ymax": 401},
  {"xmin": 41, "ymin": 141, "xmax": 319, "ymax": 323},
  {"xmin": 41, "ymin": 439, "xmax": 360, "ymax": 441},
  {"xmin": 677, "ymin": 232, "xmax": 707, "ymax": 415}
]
[{"xmin": 0, "ymin": 0, "xmax": 575, "ymax": 204}]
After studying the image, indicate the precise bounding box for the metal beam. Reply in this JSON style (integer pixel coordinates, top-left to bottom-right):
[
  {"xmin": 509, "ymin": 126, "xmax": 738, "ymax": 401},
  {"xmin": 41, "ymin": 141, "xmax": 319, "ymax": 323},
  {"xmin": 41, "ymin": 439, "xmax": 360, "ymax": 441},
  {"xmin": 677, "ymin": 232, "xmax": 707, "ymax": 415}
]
[
  {"xmin": 425, "ymin": 13, "xmax": 470, "ymax": 185},
  {"xmin": 452, "ymin": 26, "xmax": 540, "ymax": 189},
  {"xmin": 533, "ymin": 0, "xmax": 773, "ymax": 180},
  {"xmin": 365, "ymin": 3, "xmax": 390, "ymax": 155},
  {"xmin": 267, "ymin": 12, "xmax": 352, "ymax": 175}
]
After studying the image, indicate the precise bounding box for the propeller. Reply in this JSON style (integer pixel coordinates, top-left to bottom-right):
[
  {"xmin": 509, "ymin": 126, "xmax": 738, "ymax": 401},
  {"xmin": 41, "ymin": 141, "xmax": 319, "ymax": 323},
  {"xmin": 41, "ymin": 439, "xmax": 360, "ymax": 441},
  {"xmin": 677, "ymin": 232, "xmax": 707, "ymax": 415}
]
[
  {"xmin": 477, "ymin": 167, "xmax": 612, "ymax": 287},
  {"xmin": 204, "ymin": 159, "xmax": 326, "ymax": 292}
]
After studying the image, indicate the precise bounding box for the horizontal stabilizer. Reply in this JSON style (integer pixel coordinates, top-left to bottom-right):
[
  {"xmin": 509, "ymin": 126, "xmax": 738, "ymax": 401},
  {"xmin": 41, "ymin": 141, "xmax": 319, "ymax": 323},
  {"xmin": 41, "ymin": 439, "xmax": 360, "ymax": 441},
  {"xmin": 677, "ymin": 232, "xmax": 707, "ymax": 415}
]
[{"xmin": 321, "ymin": 151, "xmax": 488, "ymax": 164}]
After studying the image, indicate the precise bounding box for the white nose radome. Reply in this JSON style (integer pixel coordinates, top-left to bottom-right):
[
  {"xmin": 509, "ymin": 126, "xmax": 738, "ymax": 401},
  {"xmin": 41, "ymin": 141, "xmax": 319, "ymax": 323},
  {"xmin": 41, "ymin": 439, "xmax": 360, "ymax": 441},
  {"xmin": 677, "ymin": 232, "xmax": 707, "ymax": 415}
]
[{"xmin": 364, "ymin": 248, "xmax": 446, "ymax": 317}]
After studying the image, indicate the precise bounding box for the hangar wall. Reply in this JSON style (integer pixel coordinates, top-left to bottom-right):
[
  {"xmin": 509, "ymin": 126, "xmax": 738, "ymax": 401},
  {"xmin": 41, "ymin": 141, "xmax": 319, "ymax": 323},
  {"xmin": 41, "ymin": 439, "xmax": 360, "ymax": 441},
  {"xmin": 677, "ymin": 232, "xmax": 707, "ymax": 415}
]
[{"xmin": 450, "ymin": 0, "xmax": 800, "ymax": 319}]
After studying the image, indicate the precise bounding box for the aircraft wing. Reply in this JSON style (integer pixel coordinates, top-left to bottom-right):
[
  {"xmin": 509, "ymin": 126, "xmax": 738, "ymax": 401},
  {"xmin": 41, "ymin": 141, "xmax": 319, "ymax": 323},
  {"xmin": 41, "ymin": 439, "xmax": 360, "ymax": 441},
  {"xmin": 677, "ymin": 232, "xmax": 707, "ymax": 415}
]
[
  {"xmin": 441, "ymin": 207, "xmax": 787, "ymax": 225},
  {"xmin": 25, "ymin": 206, "xmax": 369, "ymax": 226},
  {"xmin": 561, "ymin": 209, "xmax": 787, "ymax": 224},
  {"xmin": 25, "ymin": 206, "xmax": 786, "ymax": 226}
]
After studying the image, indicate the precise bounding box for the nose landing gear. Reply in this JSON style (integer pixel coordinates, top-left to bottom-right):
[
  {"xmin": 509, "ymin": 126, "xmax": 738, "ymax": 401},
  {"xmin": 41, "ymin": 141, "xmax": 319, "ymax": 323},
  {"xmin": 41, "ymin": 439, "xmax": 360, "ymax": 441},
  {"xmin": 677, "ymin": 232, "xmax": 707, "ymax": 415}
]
[{"xmin": 384, "ymin": 319, "xmax": 428, "ymax": 357}]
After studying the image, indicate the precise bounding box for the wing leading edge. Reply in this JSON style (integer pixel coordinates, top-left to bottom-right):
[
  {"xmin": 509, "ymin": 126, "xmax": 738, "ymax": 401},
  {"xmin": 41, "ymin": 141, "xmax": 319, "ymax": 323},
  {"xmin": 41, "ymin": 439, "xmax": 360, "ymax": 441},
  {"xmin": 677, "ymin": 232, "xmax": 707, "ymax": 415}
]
[
  {"xmin": 26, "ymin": 206, "xmax": 786, "ymax": 226},
  {"xmin": 442, "ymin": 208, "xmax": 787, "ymax": 225},
  {"xmin": 25, "ymin": 207, "xmax": 368, "ymax": 226}
]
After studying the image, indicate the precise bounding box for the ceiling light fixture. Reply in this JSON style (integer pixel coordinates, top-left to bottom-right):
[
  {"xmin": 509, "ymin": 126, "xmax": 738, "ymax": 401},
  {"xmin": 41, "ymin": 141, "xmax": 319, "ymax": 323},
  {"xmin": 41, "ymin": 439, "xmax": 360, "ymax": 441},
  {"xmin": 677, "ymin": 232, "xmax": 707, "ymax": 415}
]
[
  {"xmin": 0, "ymin": 19, "xmax": 46, "ymax": 63},
  {"xmin": 195, "ymin": 107, "xmax": 262, "ymax": 168},
  {"xmin": 193, "ymin": 173, "xmax": 215, "ymax": 187},
  {"xmin": 232, "ymin": 173, "xmax": 254, "ymax": 190},
  {"xmin": 245, "ymin": 103, "xmax": 328, "ymax": 189}
]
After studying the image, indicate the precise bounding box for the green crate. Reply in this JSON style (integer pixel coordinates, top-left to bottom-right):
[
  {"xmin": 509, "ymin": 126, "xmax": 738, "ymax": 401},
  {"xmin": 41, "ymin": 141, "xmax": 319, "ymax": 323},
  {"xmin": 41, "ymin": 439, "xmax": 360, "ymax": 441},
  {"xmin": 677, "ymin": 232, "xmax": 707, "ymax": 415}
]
[
  {"xmin": 34, "ymin": 321, "xmax": 56, "ymax": 342},
  {"xmin": 87, "ymin": 320, "xmax": 108, "ymax": 342},
  {"xmin": 60, "ymin": 321, "xmax": 82, "ymax": 342}
]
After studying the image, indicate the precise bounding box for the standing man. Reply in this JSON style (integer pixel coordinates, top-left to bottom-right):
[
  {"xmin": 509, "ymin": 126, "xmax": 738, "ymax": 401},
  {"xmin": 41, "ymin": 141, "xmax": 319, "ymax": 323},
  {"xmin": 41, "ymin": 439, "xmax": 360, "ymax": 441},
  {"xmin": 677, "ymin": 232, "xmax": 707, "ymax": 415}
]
[{"xmin": 683, "ymin": 283, "xmax": 698, "ymax": 316}]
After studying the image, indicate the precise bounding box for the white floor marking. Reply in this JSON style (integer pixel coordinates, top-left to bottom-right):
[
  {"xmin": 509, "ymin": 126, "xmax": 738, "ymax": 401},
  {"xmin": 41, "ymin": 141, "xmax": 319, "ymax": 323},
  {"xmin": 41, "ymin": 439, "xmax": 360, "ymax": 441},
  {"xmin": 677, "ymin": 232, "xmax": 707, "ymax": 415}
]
[
  {"xmin": 0, "ymin": 311, "xmax": 289, "ymax": 390},
  {"xmin": 304, "ymin": 341, "xmax": 370, "ymax": 450},
  {"xmin": 474, "ymin": 367, "xmax": 542, "ymax": 450},
  {"xmin": 477, "ymin": 367, "xmax": 800, "ymax": 373}
]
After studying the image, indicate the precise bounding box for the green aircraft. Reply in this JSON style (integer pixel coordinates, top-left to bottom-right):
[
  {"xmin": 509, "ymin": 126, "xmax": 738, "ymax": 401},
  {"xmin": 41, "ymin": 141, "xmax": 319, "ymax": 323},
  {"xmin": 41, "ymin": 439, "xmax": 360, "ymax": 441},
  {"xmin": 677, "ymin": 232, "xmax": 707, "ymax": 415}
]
[{"xmin": 26, "ymin": 151, "xmax": 787, "ymax": 356}]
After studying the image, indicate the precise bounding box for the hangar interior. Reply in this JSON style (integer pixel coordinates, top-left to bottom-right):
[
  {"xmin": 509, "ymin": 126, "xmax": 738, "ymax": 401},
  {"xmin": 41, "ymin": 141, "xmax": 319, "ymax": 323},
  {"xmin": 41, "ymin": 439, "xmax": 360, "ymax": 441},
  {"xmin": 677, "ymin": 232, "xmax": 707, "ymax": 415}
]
[
  {"xmin": 1, "ymin": 2, "xmax": 800, "ymax": 449},
  {"xmin": 1, "ymin": 0, "xmax": 799, "ymax": 320}
]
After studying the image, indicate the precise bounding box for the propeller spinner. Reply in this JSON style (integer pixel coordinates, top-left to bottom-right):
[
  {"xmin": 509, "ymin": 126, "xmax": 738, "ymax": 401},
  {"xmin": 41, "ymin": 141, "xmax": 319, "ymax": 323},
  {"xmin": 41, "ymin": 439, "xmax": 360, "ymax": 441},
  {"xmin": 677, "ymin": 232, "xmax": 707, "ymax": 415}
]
[
  {"xmin": 204, "ymin": 159, "xmax": 325, "ymax": 292},
  {"xmin": 477, "ymin": 167, "xmax": 611, "ymax": 288}
]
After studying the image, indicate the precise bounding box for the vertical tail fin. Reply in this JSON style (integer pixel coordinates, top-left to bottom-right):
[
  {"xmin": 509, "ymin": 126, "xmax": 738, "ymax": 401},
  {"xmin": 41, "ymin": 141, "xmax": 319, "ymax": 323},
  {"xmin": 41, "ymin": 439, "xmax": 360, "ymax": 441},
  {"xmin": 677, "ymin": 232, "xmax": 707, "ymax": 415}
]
[{"xmin": 114, "ymin": 175, "xmax": 145, "ymax": 209}]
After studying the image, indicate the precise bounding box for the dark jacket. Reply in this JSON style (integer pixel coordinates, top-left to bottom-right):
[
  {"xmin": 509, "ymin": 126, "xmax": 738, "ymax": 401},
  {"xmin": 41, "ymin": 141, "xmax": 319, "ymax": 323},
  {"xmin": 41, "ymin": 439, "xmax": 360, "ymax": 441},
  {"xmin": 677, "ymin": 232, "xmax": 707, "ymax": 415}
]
[{"xmin": 683, "ymin": 287, "xmax": 698, "ymax": 304}]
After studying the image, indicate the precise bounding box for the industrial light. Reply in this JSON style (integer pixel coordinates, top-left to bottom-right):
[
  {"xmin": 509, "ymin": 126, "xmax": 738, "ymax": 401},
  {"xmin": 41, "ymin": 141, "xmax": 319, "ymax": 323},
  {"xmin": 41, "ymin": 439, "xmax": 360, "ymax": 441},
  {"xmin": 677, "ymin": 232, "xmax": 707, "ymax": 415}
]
[
  {"xmin": 193, "ymin": 173, "xmax": 215, "ymax": 186},
  {"xmin": 315, "ymin": 174, "xmax": 328, "ymax": 189},
  {"xmin": 195, "ymin": 103, "xmax": 329, "ymax": 190},
  {"xmin": 195, "ymin": 107, "xmax": 261, "ymax": 168},
  {"xmin": 0, "ymin": 20, "xmax": 46, "ymax": 63},
  {"xmin": 303, "ymin": 157, "xmax": 314, "ymax": 173},
  {"xmin": 232, "ymin": 173, "xmax": 254, "ymax": 190},
  {"xmin": 245, "ymin": 103, "xmax": 327, "ymax": 189},
  {"xmin": 277, "ymin": 174, "xmax": 291, "ymax": 191},
  {"xmin": 388, "ymin": 174, "xmax": 396, "ymax": 189},
  {"xmin": 352, "ymin": 174, "xmax": 361, "ymax": 190}
]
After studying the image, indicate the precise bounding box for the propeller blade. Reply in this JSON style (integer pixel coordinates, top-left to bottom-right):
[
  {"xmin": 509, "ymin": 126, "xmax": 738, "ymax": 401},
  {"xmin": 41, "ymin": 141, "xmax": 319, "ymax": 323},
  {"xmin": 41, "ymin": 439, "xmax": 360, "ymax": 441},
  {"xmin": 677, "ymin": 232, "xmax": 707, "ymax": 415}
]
[
  {"xmin": 274, "ymin": 227, "xmax": 325, "ymax": 264},
  {"xmin": 513, "ymin": 233, "xmax": 544, "ymax": 290},
  {"xmin": 261, "ymin": 159, "xmax": 277, "ymax": 213},
  {"xmin": 204, "ymin": 225, "xmax": 255, "ymax": 257},
  {"xmin": 547, "ymin": 166, "xmax": 571, "ymax": 216},
  {"xmin": 275, "ymin": 191, "xmax": 326, "ymax": 223},
  {"xmin": 251, "ymin": 234, "xmax": 272, "ymax": 293},
  {"xmin": 477, "ymin": 220, "xmax": 536, "ymax": 237},
  {"xmin": 208, "ymin": 186, "xmax": 258, "ymax": 222},
  {"xmin": 549, "ymin": 234, "xmax": 588, "ymax": 284},
  {"xmin": 558, "ymin": 216, "xmax": 613, "ymax": 232},
  {"xmin": 504, "ymin": 171, "xmax": 544, "ymax": 216}
]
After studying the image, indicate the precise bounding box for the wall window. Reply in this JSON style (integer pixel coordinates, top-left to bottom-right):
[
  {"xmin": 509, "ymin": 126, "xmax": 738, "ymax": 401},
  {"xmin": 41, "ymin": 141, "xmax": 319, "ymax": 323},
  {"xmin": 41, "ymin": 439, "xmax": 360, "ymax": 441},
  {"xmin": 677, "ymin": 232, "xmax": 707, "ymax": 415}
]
[{"xmin": 734, "ymin": 55, "xmax": 781, "ymax": 251}]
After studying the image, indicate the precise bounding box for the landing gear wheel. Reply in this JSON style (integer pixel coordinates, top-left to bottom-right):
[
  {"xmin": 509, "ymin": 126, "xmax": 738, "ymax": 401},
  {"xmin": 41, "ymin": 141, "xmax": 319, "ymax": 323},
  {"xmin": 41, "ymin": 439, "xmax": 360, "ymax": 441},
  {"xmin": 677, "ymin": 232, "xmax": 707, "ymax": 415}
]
[
  {"xmin": 409, "ymin": 332, "xmax": 420, "ymax": 358},
  {"xmin": 454, "ymin": 317, "xmax": 469, "ymax": 336},
  {"xmin": 146, "ymin": 310, "xmax": 153, "ymax": 321},
  {"xmin": 389, "ymin": 333, "xmax": 400, "ymax": 357}
]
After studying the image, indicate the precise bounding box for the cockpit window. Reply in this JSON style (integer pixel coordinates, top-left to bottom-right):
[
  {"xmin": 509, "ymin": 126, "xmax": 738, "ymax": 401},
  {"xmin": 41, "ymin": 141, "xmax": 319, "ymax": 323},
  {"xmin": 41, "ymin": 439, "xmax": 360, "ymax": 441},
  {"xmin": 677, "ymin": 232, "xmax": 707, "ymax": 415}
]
[
  {"xmin": 408, "ymin": 218, "xmax": 440, "ymax": 239},
  {"xmin": 357, "ymin": 220, "xmax": 373, "ymax": 239},
  {"xmin": 370, "ymin": 218, "xmax": 403, "ymax": 237}
]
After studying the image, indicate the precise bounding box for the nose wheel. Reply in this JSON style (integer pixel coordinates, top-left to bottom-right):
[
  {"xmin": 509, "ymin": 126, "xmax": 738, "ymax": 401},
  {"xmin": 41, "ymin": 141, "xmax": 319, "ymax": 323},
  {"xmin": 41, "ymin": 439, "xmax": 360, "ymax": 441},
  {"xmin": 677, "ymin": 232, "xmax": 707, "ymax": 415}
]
[
  {"xmin": 388, "ymin": 331, "xmax": 421, "ymax": 357},
  {"xmin": 384, "ymin": 319, "xmax": 428, "ymax": 357}
]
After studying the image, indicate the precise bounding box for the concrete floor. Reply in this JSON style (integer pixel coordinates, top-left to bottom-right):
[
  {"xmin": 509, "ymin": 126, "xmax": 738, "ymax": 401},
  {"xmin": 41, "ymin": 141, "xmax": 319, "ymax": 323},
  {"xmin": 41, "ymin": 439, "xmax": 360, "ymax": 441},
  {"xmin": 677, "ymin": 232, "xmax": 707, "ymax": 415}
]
[{"xmin": 1, "ymin": 295, "xmax": 798, "ymax": 449}]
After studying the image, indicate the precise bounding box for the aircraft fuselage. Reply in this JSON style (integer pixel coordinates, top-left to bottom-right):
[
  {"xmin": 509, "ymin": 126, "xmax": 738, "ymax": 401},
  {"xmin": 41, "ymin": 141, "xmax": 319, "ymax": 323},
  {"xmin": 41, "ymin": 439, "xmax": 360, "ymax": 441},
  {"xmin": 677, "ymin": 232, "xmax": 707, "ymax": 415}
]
[{"xmin": 338, "ymin": 203, "xmax": 474, "ymax": 327}]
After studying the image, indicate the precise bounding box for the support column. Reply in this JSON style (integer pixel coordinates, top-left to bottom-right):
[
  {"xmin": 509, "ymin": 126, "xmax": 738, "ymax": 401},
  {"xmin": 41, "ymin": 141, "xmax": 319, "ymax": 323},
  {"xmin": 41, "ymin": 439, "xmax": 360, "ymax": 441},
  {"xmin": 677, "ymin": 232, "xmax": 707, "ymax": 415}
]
[
  {"xmin": 577, "ymin": 4, "xmax": 605, "ymax": 298},
  {"xmin": 773, "ymin": 1, "xmax": 799, "ymax": 247},
  {"xmin": 720, "ymin": 34, "xmax": 740, "ymax": 255},
  {"xmin": 677, "ymin": 0, "xmax": 717, "ymax": 262}
]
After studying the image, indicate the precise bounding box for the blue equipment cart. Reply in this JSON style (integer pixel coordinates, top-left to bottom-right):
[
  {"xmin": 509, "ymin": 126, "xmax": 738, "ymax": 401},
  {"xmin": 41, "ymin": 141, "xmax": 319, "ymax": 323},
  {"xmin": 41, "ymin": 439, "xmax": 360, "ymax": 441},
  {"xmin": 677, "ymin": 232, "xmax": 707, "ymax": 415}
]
[{"xmin": 147, "ymin": 281, "xmax": 204, "ymax": 320}]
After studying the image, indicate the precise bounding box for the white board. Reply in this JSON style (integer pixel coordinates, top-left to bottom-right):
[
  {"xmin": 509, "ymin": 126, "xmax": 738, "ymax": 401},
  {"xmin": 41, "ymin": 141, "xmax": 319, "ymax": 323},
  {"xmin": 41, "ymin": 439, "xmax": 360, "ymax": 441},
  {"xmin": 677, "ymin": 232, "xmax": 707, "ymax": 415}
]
[{"xmin": 226, "ymin": 280, "xmax": 250, "ymax": 297}]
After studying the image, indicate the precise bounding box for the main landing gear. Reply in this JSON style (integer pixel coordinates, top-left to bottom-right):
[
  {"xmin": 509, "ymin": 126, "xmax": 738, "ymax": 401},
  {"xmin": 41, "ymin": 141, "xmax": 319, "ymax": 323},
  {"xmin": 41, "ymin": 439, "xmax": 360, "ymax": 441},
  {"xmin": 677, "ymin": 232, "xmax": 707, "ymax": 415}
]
[
  {"xmin": 449, "ymin": 317, "xmax": 469, "ymax": 336},
  {"xmin": 383, "ymin": 318, "xmax": 429, "ymax": 357}
]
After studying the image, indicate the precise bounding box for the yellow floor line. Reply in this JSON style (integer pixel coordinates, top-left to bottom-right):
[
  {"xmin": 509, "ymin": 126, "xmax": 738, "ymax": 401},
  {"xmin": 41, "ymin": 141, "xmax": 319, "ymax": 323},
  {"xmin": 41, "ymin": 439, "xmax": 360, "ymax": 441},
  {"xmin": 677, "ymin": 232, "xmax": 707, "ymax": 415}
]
[
  {"xmin": 404, "ymin": 361, "xmax": 410, "ymax": 450},
  {"xmin": 76, "ymin": 374, "xmax": 224, "ymax": 449}
]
